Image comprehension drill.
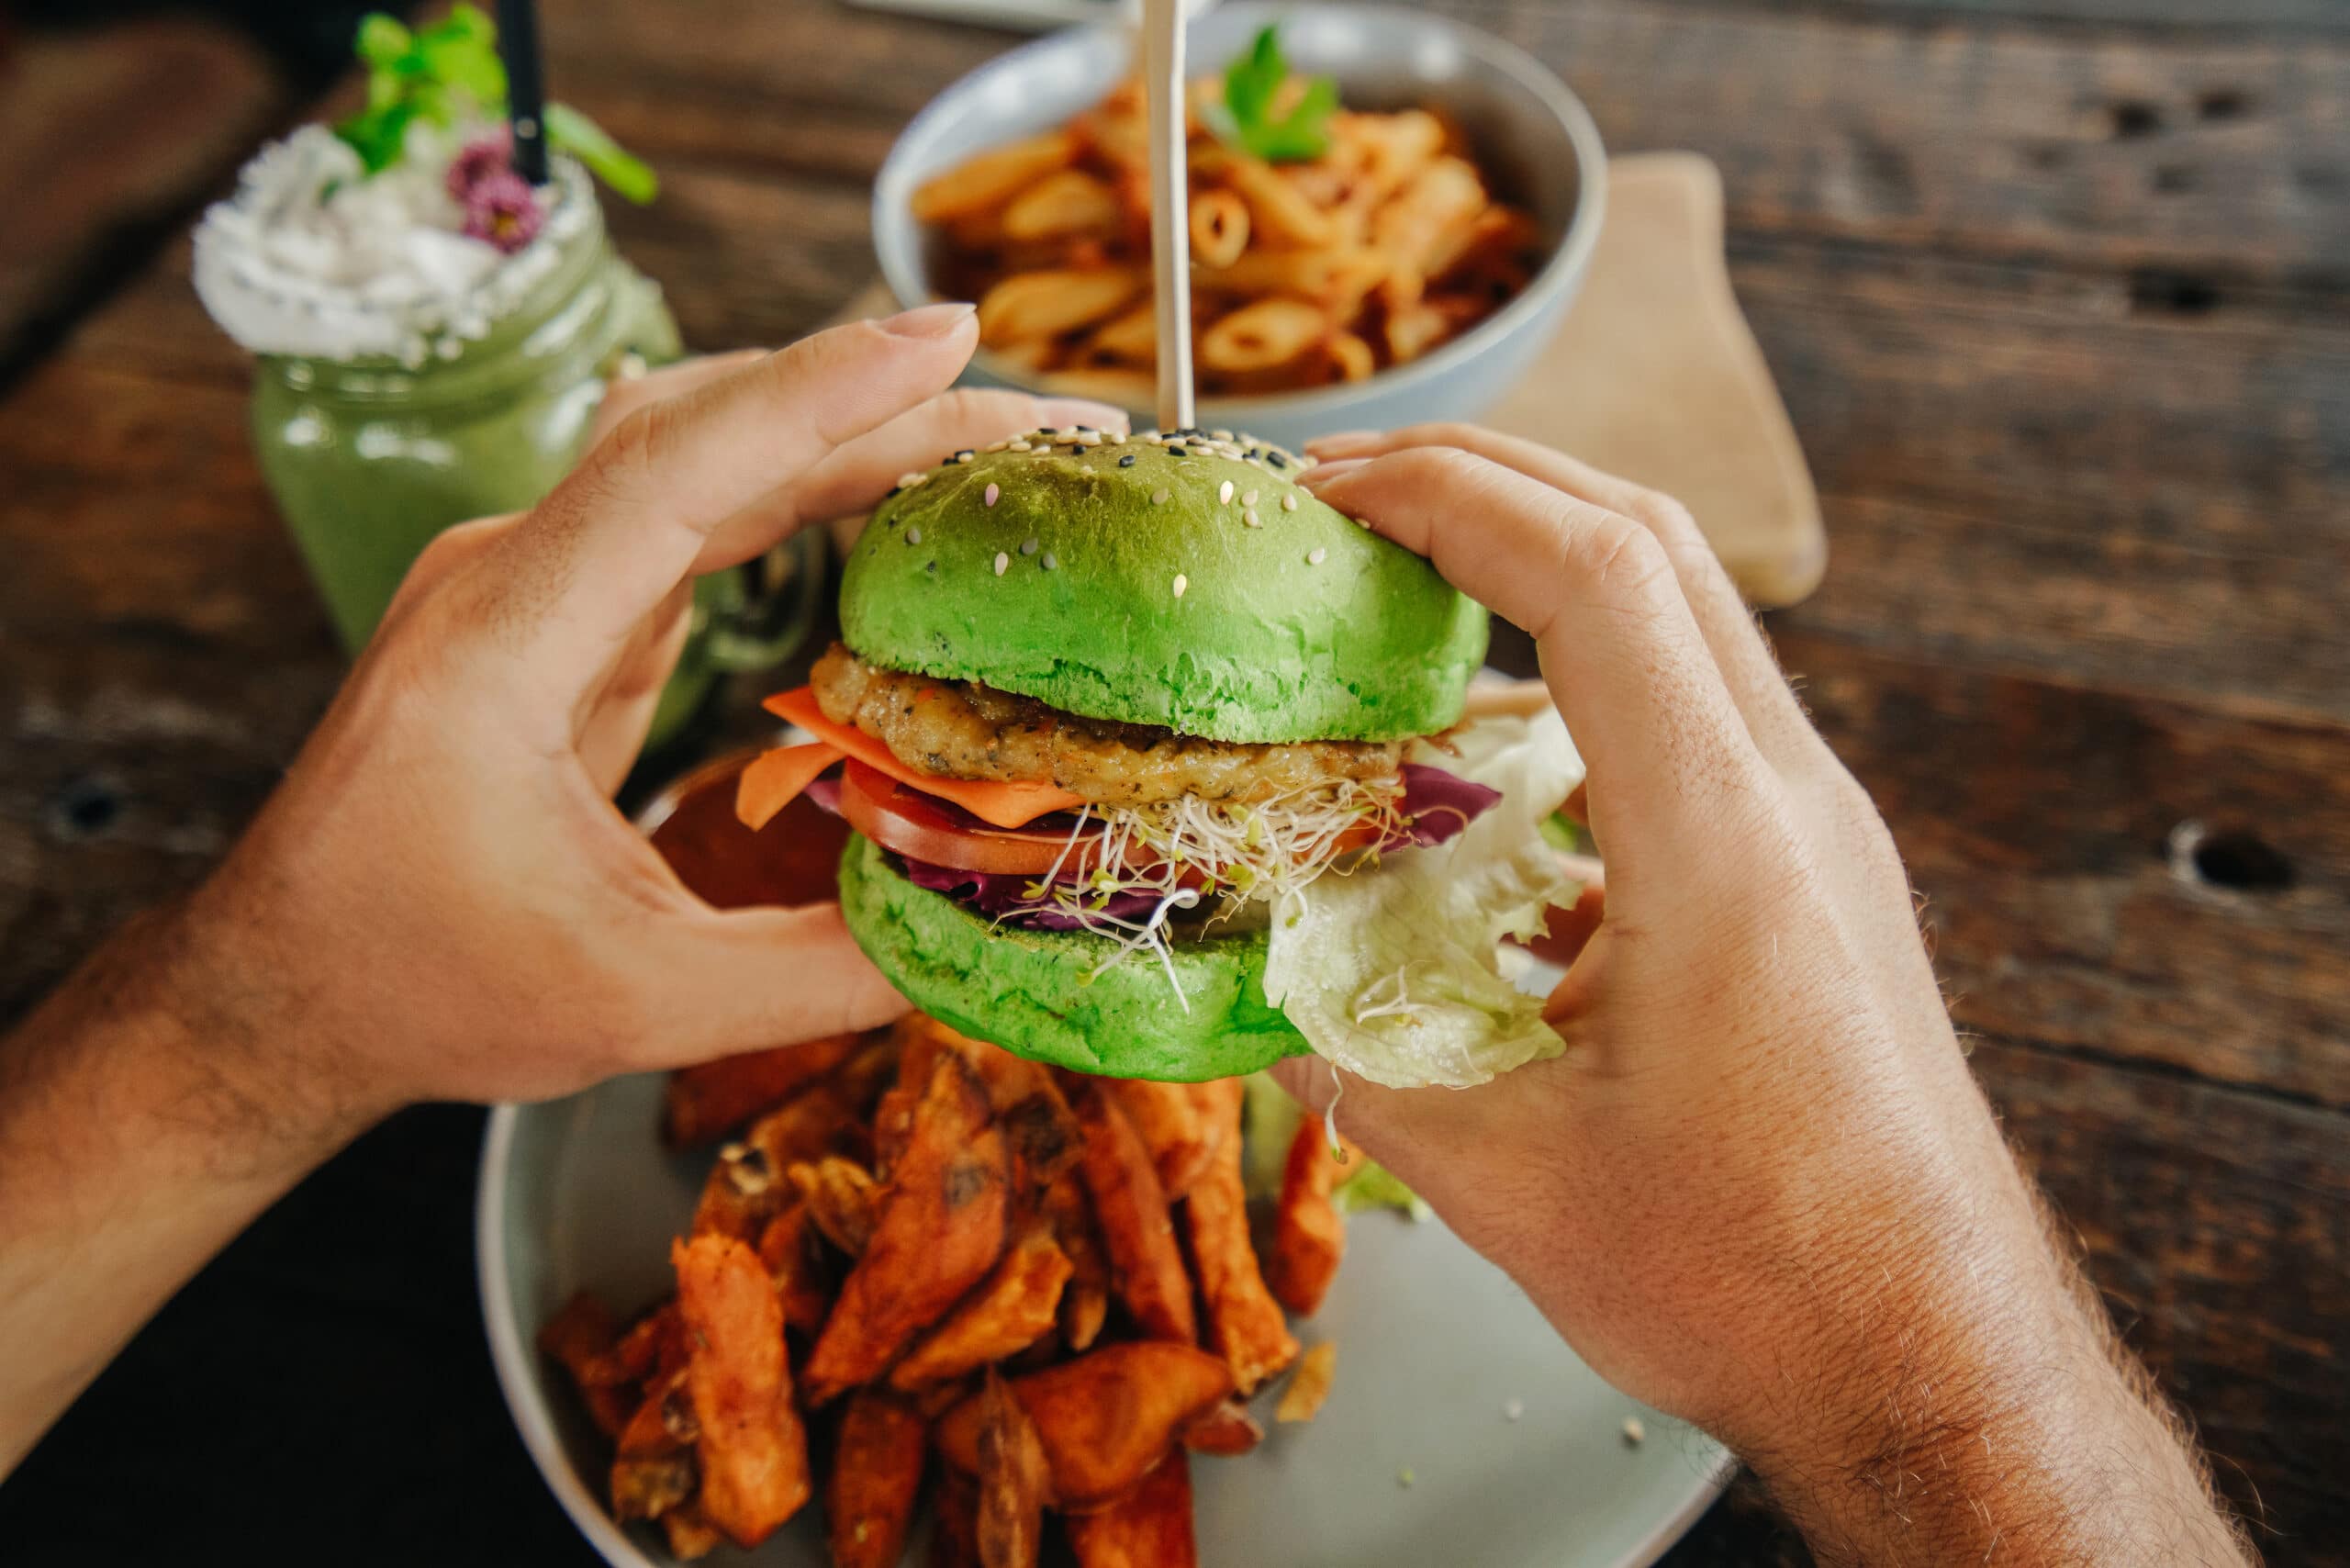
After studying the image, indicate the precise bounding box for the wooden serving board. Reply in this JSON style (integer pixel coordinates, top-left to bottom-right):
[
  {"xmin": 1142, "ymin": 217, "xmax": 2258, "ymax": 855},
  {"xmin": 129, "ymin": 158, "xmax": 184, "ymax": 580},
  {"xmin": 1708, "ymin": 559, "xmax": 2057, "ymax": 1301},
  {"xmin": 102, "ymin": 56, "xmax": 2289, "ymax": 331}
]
[
  {"xmin": 835, "ymin": 150, "xmax": 1825, "ymax": 606},
  {"xmin": 1486, "ymin": 151, "xmax": 1825, "ymax": 606}
]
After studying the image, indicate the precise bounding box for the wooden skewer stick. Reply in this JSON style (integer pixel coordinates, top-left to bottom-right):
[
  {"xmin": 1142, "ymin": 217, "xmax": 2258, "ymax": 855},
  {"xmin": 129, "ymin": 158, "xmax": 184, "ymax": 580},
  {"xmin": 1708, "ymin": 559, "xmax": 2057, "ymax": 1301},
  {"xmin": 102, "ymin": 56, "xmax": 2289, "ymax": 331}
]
[{"xmin": 1142, "ymin": 0, "xmax": 1195, "ymax": 432}]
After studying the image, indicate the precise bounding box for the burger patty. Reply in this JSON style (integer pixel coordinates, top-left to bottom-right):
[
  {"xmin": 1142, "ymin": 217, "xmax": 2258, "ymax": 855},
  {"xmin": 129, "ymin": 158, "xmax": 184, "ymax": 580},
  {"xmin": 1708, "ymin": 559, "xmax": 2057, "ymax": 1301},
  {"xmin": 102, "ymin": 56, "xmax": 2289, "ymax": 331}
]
[{"xmin": 811, "ymin": 643, "xmax": 1404, "ymax": 806}]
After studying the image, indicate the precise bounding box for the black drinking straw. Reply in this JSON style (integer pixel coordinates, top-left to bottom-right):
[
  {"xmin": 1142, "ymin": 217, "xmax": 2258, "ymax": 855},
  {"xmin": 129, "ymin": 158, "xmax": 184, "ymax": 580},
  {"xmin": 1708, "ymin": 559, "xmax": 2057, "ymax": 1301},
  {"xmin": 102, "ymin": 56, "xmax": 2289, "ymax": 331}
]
[{"xmin": 498, "ymin": 0, "xmax": 550, "ymax": 185}]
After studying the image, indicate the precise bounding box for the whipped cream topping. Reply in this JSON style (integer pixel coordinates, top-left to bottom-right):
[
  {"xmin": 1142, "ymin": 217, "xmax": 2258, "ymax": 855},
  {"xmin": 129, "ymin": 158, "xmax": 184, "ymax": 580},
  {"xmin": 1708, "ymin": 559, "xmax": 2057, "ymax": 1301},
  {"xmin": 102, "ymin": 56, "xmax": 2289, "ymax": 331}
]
[{"xmin": 193, "ymin": 122, "xmax": 591, "ymax": 367}]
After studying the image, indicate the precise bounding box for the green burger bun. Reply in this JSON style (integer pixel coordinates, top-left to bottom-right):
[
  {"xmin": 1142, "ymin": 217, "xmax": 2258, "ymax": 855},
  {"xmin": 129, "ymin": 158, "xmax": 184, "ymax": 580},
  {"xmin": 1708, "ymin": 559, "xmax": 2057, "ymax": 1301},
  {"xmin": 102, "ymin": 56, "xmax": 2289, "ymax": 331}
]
[
  {"xmin": 829, "ymin": 427, "xmax": 1486, "ymax": 1081},
  {"xmin": 838, "ymin": 832, "xmax": 1311, "ymax": 1081},
  {"xmin": 843, "ymin": 430, "xmax": 1487, "ymax": 744}
]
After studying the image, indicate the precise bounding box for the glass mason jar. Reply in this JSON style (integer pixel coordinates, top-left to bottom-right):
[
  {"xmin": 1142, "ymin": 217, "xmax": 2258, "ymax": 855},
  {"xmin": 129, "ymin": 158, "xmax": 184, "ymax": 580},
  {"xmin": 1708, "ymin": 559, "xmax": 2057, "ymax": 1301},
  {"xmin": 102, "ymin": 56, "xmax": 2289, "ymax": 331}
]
[{"xmin": 248, "ymin": 188, "xmax": 819, "ymax": 747}]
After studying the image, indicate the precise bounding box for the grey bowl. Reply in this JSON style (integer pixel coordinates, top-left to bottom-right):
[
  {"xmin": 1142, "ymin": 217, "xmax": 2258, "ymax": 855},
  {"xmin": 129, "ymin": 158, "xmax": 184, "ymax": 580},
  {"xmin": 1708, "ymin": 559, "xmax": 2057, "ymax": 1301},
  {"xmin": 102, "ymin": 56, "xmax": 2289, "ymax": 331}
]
[{"xmin": 872, "ymin": 1, "xmax": 1607, "ymax": 453}]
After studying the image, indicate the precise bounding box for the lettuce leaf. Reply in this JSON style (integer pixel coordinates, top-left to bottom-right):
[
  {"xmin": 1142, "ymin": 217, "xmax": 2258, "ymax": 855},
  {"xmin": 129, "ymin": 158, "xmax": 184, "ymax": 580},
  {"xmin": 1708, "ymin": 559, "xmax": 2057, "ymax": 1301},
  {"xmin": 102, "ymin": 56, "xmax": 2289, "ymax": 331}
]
[{"xmin": 1261, "ymin": 710, "xmax": 1585, "ymax": 1089}]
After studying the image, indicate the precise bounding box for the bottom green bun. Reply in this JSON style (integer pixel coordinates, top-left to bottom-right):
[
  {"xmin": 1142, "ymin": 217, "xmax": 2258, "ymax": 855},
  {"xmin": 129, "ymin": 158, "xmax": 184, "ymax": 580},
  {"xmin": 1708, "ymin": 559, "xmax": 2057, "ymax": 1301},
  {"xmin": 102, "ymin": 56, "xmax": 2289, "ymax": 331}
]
[{"xmin": 837, "ymin": 832, "xmax": 1312, "ymax": 1081}]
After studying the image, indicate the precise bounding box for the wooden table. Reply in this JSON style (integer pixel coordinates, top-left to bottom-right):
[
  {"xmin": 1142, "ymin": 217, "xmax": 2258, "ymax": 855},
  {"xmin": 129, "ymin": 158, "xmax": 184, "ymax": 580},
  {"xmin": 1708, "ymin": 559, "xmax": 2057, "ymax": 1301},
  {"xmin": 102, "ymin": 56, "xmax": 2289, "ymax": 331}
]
[{"xmin": 0, "ymin": 1, "xmax": 2343, "ymax": 1562}]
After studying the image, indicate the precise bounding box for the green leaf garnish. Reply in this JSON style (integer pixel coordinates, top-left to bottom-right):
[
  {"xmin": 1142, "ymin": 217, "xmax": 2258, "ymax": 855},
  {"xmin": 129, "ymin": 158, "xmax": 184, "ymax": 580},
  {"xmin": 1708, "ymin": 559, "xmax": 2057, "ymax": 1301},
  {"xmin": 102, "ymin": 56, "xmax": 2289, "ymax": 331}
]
[
  {"xmin": 336, "ymin": 6, "xmax": 504, "ymax": 173},
  {"xmin": 352, "ymin": 14, "xmax": 411, "ymax": 70},
  {"xmin": 1217, "ymin": 24, "xmax": 1339, "ymax": 163},
  {"xmin": 332, "ymin": 4, "xmax": 655, "ymax": 204},
  {"xmin": 545, "ymin": 103, "xmax": 659, "ymax": 205}
]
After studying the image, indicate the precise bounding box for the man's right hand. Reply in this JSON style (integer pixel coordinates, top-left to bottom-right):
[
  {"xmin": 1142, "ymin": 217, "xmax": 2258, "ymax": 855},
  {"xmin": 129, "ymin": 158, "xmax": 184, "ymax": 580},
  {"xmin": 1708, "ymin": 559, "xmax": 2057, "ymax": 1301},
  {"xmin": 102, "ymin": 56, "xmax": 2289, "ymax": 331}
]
[{"xmin": 1283, "ymin": 426, "xmax": 2250, "ymax": 1566}]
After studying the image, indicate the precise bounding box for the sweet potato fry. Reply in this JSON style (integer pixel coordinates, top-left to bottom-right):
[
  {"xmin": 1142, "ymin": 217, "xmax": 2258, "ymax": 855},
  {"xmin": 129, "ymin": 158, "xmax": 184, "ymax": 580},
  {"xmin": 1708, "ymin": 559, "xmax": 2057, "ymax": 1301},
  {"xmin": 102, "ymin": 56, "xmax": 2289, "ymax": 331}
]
[
  {"xmin": 963, "ymin": 1035, "xmax": 1053, "ymax": 1106},
  {"xmin": 692, "ymin": 1138, "xmax": 785, "ymax": 1241},
  {"xmin": 1268, "ymin": 1118, "xmax": 1354, "ymax": 1316},
  {"xmin": 976, "ymin": 1369, "xmax": 1053, "ymax": 1568},
  {"xmin": 1180, "ymin": 1397, "xmax": 1263, "ymax": 1457},
  {"xmin": 935, "ymin": 1343, "xmax": 1233, "ymax": 1508},
  {"xmin": 1105, "ymin": 1081, "xmax": 1212, "ymax": 1200},
  {"xmin": 931, "ymin": 1469, "xmax": 982, "ymax": 1568},
  {"xmin": 789, "ymin": 1156, "xmax": 878, "ymax": 1256},
  {"xmin": 755, "ymin": 1204, "xmax": 833, "ymax": 1334},
  {"xmin": 1181, "ymin": 1083, "xmax": 1299, "ymax": 1394},
  {"xmin": 872, "ymin": 1015, "xmax": 968, "ymax": 1176},
  {"xmin": 1042, "ymin": 1170, "xmax": 1110, "ymax": 1351},
  {"xmin": 608, "ymin": 1300, "xmax": 686, "ymax": 1383},
  {"xmin": 611, "ymin": 1450, "xmax": 697, "ymax": 1523},
  {"xmin": 1074, "ymin": 1089, "xmax": 1195, "ymax": 1343},
  {"xmin": 804, "ymin": 1052, "xmax": 1010, "ymax": 1403},
  {"xmin": 611, "ymin": 1367, "xmax": 696, "ymax": 1521},
  {"xmin": 890, "ymin": 1224, "xmax": 1073, "ymax": 1389},
  {"xmin": 1183, "ymin": 1079, "xmax": 1237, "ymax": 1173},
  {"xmin": 917, "ymin": 1376, "xmax": 979, "ymax": 1420},
  {"xmin": 662, "ymin": 1502, "xmax": 725, "ymax": 1562},
  {"xmin": 1067, "ymin": 1452, "xmax": 1198, "ymax": 1568},
  {"xmin": 673, "ymin": 1234, "xmax": 811, "ymax": 1546},
  {"xmin": 663, "ymin": 1032, "xmax": 860, "ymax": 1148},
  {"xmin": 833, "ymin": 1033, "xmax": 906, "ymax": 1114},
  {"xmin": 1275, "ymin": 1340, "xmax": 1337, "ymax": 1425},
  {"xmin": 828, "ymin": 1389, "xmax": 928, "ymax": 1568},
  {"xmin": 538, "ymin": 1290, "xmax": 633, "ymax": 1437},
  {"xmin": 998, "ymin": 1081, "xmax": 1083, "ymax": 1210},
  {"xmin": 746, "ymin": 1082, "xmax": 867, "ymax": 1172}
]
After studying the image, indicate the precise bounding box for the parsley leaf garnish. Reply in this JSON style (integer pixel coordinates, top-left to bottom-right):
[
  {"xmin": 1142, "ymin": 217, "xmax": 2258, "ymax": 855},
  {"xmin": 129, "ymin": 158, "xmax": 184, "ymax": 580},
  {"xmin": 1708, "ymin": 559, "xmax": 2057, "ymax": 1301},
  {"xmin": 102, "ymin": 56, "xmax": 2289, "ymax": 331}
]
[{"xmin": 1217, "ymin": 25, "xmax": 1339, "ymax": 162}]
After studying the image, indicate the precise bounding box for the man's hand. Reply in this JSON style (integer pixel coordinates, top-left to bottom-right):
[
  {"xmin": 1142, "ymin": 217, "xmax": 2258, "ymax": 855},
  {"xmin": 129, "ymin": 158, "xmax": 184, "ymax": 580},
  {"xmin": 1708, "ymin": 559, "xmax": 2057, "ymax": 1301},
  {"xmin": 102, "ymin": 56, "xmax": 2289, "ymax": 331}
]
[
  {"xmin": 1286, "ymin": 426, "xmax": 2252, "ymax": 1566},
  {"xmin": 195, "ymin": 305, "xmax": 1129, "ymax": 1115},
  {"xmin": 0, "ymin": 305, "xmax": 1124, "ymax": 1472}
]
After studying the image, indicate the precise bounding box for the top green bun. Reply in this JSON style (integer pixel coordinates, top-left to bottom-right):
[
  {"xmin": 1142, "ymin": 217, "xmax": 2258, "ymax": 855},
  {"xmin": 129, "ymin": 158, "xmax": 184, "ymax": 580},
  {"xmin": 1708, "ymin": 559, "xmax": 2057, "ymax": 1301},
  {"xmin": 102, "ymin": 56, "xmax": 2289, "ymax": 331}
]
[{"xmin": 841, "ymin": 429, "xmax": 1488, "ymax": 744}]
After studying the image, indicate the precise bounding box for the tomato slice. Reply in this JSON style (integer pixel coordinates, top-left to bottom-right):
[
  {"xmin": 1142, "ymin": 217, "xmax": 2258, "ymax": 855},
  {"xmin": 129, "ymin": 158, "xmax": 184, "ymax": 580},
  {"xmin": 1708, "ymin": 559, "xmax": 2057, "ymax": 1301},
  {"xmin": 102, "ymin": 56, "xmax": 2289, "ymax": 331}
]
[{"xmin": 838, "ymin": 761, "xmax": 1101, "ymax": 877}]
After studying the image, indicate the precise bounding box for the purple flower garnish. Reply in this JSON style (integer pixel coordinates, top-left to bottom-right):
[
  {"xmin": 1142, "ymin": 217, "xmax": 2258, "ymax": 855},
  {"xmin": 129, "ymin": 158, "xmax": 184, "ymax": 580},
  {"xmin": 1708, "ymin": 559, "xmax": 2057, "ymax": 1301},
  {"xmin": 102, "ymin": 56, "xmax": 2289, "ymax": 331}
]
[
  {"xmin": 446, "ymin": 126, "xmax": 514, "ymax": 200},
  {"xmin": 463, "ymin": 169, "xmax": 543, "ymax": 253}
]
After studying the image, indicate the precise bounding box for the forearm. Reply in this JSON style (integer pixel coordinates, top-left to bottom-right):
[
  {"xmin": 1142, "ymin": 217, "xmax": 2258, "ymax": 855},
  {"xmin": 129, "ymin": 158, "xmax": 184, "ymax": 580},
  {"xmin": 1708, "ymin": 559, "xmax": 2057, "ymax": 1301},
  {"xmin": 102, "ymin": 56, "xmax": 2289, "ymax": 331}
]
[
  {"xmin": 1737, "ymin": 1190, "xmax": 2252, "ymax": 1566},
  {"xmin": 0, "ymin": 898, "xmax": 371, "ymax": 1474}
]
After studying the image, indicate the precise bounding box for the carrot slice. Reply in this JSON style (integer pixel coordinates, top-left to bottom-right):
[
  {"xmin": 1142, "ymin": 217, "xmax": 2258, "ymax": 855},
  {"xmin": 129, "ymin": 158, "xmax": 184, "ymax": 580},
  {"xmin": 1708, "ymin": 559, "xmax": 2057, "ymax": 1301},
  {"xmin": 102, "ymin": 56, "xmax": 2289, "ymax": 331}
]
[
  {"xmin": 762, "ymin": 687, "xmax": 1085, "ymax": 830},
  {"xmin": 735, "ymin": 741, "xmax": 845, "ymax": 832}
]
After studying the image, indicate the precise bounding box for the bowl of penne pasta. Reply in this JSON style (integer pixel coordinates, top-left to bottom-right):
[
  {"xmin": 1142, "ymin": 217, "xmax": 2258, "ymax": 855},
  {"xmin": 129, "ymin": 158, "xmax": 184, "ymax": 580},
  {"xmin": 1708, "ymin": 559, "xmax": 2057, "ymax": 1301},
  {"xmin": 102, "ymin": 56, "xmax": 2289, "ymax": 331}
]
[{"xmin": 873, "ymin": 2, "xmax": 1606, "ymax": 451}]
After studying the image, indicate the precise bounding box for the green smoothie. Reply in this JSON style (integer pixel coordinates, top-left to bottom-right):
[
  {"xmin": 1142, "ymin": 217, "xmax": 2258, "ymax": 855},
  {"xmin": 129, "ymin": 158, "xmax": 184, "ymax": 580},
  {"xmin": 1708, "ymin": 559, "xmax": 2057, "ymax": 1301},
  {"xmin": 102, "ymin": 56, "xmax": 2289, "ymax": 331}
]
[
  {"xmin": 251, "ymin": 190, "xmax": 679, "ymax": 652},
  {"xmin": 197, "ymin": 7, "xmax": 819, "ymax": 748}
]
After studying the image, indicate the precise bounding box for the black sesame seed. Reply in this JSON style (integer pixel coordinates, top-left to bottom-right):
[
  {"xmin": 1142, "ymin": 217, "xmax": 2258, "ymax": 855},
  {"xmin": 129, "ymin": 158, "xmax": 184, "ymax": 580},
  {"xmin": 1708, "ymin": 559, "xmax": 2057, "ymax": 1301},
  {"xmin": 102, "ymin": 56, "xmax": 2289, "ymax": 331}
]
[
  {"xmin": 923, "ymin": 560, "xmax": 937, "ymax": 575},
  {"xmin": 1075, "ymin": 424, "xmax": 1096, "ymax": 433},
  {"xmin": 1245, "ymin": 448, "xmax": 1260, "ymax": 460},
  {"xmin": 1268, "ymin": 453, "xmax": 1287, "ymax": 468},
  {"xmin": 883, "ymin": 487, "xmax": 901, "ymax": 498},
  {"xmin": 1118, "ymin": 454, "xmax": 1137, "ymax": 466}
]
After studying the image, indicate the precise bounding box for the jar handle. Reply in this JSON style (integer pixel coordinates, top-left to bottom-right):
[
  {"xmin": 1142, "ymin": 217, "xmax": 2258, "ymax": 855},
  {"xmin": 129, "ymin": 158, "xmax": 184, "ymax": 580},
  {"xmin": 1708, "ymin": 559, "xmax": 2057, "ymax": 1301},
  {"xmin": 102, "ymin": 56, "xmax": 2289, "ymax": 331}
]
[{"xmin": 702, "ymin": 530, "xmax": 829, "ymax": 673}]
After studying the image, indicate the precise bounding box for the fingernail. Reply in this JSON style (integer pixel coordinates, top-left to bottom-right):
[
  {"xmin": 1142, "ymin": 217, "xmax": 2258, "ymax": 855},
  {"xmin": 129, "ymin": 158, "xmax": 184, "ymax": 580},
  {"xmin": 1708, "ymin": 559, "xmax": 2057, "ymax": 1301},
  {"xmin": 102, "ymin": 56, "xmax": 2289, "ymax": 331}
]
[
  {"xmin": 1039, "ymin": 398, "xmax": 1131, "ymax": 434},
  {"xmin": 1299, "ymin": 457, "xmax": 1369, "ymax": 487},
  {"xmin": 1307, "ymin": 430, "xmax": 1380, "ymax": 456},
  {"xmin": 880, "ymin": 301, "xmax": 976, "ymax": 339}
]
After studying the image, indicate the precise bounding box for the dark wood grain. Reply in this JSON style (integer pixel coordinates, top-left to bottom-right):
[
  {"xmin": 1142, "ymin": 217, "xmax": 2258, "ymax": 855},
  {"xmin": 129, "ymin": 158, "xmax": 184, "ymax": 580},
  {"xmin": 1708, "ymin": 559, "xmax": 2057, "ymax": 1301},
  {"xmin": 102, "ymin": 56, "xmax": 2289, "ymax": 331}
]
[
  {"xmin": 0, "ymin": 18, "xmax": 292, "ymax": 383},
  {"xmin": 0, "ymin": 0, "xmax": 2344, "ymax": 1563},
  {"xmin": 526, "ymin": 0, "xmax": 2350, "ymax": 288}
]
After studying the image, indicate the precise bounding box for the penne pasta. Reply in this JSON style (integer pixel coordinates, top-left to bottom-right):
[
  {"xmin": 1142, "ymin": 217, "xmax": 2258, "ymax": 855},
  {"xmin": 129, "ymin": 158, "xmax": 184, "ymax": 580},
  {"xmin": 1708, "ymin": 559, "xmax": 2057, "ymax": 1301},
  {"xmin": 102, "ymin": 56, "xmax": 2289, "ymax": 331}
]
[
  {"xmin": 1002, "ymin": 169, "xmax": 1125, "ymax": 242},
  {"xmin": 912, "ymin": 129, "xmax": 1080, "ymax": 223},
  {"xmin": 1204, "ymin": 149, "xmax": 1338, "ymax": 248},
  {"xmin": 912, "ymin": 65, "xmax": 1542, "ymax": 396},
  {"xmin": 1200, "ymin": 298, "xmax": 1330, "ymax": 374},
  {"xmin": 1383, "ymin": 299, "xmax": 1452, "ymax": 365},
  {"xmin": 976, "ymin": 266, "xmax": 1148, "ymax": 347},
  {"xmin": 1372, "ymin": 156, "xmax": 1489, "ymax": 276},
  {"xmin": 1324, "ymin": 330, "xmax": 1376, "ymax": 383},
  {"xmin": 1084, "ymin": 302, "xmax": 1158, "ymax": 365},
  {"xmin": 1188, "ymin": 190, "xmax": 1251, "ymax": 270}
]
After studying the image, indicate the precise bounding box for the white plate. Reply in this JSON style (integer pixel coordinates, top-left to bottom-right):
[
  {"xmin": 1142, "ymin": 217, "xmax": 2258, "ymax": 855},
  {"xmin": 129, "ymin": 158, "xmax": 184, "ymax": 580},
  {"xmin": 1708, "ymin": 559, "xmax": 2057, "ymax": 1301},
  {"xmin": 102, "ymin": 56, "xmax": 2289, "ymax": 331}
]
[{"xmin": 476, "ymin": 949, "xmax": 1730, "ymax": 1567}]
